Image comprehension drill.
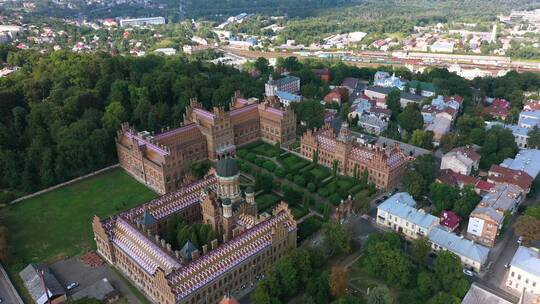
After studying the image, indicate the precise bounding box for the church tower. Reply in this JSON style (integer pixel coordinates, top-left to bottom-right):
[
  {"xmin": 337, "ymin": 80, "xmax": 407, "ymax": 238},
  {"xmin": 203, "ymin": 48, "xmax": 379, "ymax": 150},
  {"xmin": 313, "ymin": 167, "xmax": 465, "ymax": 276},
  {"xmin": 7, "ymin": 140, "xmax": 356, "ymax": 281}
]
[{"xmin": 215, "ymin": 156, "xmax": 241, "ymax": 202}]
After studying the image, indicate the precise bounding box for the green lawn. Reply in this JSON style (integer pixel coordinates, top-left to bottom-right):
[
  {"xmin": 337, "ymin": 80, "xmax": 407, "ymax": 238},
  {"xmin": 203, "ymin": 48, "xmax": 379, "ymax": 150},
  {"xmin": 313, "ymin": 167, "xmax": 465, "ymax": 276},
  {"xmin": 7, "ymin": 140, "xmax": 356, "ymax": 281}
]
[
  {"xmin": 256, "ymin": 193, "xmax": 282, "ymax": 212},
  {"xmin": 281, "ymin": 154, "xmax": 311, "ymax": 171},
  {"xmin": 0, "ymin": 168, "xmax": 157, "ymax": 268}
]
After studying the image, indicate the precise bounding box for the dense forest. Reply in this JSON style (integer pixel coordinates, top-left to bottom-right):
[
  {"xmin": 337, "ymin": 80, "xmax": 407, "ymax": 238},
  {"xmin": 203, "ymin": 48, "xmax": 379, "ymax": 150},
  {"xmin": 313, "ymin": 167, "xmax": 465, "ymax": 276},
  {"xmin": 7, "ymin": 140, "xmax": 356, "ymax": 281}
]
[{"xmin": 0, "ymin": 47, "xmax": 264, "ymax": 201}]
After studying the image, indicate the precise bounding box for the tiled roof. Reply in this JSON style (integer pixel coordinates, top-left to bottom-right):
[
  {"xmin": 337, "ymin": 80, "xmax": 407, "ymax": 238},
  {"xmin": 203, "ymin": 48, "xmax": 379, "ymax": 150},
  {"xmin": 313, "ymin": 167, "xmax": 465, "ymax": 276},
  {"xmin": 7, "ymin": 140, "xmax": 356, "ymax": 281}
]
[
  {"xmin": 439, "ymin": 210, "xmax": 461, "ymax": 229},
  {"xmin": 488, "ymin": 165, "xmax": 533, "ymax": 192},
  {"xmin": 428, "ymin": 226, "xmax": 489, "ymax": 264},
  {"xmin": 168, "ymin": 210, "xmax": 296, "ymax": 301}
]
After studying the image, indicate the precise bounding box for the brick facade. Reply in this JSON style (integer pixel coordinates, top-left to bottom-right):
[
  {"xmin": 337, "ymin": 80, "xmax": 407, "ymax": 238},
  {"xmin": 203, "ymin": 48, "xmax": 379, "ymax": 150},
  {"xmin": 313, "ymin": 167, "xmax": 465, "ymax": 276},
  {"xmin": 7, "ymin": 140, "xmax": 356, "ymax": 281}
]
[
  {"xmin": 300, "ymin": 123, "xmax": 411, "ymax": 190},
  {"xmin": 117, "ymin": 94, "xmax": 296, "ymax": 194},
  {"xmin": 93, "ymin": 167, "xmax": 297, "ymax": 304}
]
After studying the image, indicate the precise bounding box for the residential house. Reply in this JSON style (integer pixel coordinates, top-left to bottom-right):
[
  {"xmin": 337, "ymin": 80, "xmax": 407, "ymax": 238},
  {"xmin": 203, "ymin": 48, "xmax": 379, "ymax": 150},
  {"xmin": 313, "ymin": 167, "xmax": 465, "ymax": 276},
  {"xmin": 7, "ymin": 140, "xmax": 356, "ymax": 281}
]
[
  {"xmin": 265, "ymin": 75, "xmax": 301, "ymax": 97},
  {"xmin": 500, "ymin": 149, "xmax": 540, "ymax": 180},
  {"xmin": 365, "ymin": 86, "xmax": 393, "ymax": 100},
  {"xmin": 487, "ymin": 110, "xmax": 540, "ymax": 148},
  {"xmin": 20, "ymin": 264, "xmax": 67, "ymax": 304},
  {"xmin": 426, "ymin": 115, "xmax": 453, "ymax": 141},
  {"xmin": 276, "ymin": 90, "xmax": 302, "ymax": 106},
  {"xmin": 312, "ymin": 68, "xmax": 330, "ymax": 83},
  {"xmin": 376, "ymin": 192, "xmax": 439, "ymax": 240},
  {"xmin": 483, "ymin": 98, "xmax": 510, "ymax": 120},
  {"xmin": 408, "ymin": 80, "xmax": 438, "ymax": 97},
  {"xmin": 324, "ymin": 87, "xmax": 348, "ymax": 105},
  {"xmin": 428, "ymin": 226, "xmax": 489, "ymax": 272},
  {"xmin": 524, "ymin": 99, "xmax": 540, "ymax": 111},
  {"xmin": 437, "ymin": 169, "xmax": 494, "ymax": 194},
  {"xmin": 439, "ymin": 210, "xmax": 461, "ymax": 232},
  {"xmin": 358, "ymin": 114, "xmax": 389, "ymax": 135},
  {"xmin": 462, "ymin": 283, "xmax": 513, "ymax": 304},
  {"xmin": 400, "ymin": 92, "xmax": 427, "ymax": 108},
  {"xmin": 441, "ymin": 147, "xmax": 481, "ymax": 175},
  {"xmin": 488, "ymin": 165, "xmax": 534, "ymax": 194},
  {"xmin": 505, "ymin": 246, "xmax": 540, "ymax": 295},
  {"xmin": 341, "ymin": 77, "xmax": 360, "ymax": 95},
  {"xmin": 467, "ymin": 184, "xmax": 523, "ymax": 247}
]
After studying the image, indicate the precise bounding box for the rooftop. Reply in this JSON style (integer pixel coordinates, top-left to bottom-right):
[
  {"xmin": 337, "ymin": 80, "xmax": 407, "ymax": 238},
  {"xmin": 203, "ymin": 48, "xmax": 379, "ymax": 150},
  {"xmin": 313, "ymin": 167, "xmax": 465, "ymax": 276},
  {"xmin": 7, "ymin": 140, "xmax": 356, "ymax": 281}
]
[
  {"xmin": 510, "ymin": 246, "xmax": 540, "ymax": 278},
  {"xmin": 428, "ymin": 226, "xmax": 489, "ymax": 264},
  {"xmin": 461, "ymin": 283, "xmax": 512, "ymax": 304},
  {"xmin": 501, "ymin": 149, "xmax": 540, "ymax": 179},
  {"xmin": 378, "ymin": 193, "xmax": 438, "ymax": 230}
]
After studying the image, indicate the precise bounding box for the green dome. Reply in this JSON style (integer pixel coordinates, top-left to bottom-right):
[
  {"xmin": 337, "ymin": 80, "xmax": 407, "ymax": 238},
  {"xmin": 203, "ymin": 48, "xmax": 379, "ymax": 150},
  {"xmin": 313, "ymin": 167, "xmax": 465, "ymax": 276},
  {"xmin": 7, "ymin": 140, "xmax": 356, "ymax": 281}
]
[{"xmin": 216, "ymin": 157, "xmax": 239, "ymax": 177}]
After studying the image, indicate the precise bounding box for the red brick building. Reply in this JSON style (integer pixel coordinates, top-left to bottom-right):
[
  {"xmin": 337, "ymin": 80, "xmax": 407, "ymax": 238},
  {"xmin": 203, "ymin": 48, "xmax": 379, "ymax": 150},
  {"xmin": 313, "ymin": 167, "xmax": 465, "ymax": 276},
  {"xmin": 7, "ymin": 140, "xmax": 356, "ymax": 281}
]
[
  {"xmin": 300, "ymin": 123, "xmax": 411, "ymax": 190},
  {"xmin": 93, "ymin": 160, "xmax": 297, "ymax": 304},
  {"xmin": 117, "ymin": 94, "xmax": 296, "ymax": 194}
]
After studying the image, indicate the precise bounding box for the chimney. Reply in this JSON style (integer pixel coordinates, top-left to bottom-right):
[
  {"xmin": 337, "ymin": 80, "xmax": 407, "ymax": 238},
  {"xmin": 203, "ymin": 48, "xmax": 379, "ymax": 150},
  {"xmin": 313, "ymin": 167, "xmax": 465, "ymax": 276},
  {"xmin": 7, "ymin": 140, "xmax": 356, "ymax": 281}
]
[
  {"xmin": 155, "ymin": 234, "xmax": 160, "ymax": 243},
  {"xmin": 175, "ymin": 250, "xmax": 180, "ymax": 260},
  {"xmin": 211, "ymin": 239, "xmax": 218, "ymax": 250},
  {"xmin": 232, "ymin": 227, "xmax": 241, "ymax": 238},
  {"xmin": 161, "ymin": 239, "xmax": 166, "ymax": 248},
  {"xmin": 166, "ymin": 243, "xmax": 172, "ymax": 252},
  {"xmin": 191, "ymin": 249, "xmax": 200, "ymax": 260},
  {"xmin": 202, "ymin": 244, "xmax": 208, "ymax": 255}
]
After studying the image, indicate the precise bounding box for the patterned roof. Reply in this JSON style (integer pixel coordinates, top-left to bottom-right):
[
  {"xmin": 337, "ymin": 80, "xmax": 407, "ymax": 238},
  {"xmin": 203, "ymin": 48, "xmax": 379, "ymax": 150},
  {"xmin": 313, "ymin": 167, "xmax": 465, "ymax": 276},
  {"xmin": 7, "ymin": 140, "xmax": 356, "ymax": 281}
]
[{"xmin": 169, "ymin": 210, "xmax": 296, "ymax": 301}]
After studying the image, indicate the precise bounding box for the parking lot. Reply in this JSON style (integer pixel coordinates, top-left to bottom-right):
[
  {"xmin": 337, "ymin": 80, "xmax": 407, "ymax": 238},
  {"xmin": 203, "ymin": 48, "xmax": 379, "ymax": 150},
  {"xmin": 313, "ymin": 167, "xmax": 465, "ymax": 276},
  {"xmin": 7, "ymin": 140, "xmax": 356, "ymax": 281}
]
[{"xmin": 50, "ymin": 256, "xmax": 146, "ymax": 303}]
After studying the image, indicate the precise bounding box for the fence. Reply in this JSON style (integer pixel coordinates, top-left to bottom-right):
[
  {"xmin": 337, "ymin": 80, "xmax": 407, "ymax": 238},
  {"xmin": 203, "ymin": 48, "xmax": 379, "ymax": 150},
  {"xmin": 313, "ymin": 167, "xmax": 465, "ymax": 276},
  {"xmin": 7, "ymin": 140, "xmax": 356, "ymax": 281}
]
[{"xmin": 10, "ymin": 164, "xmax": 120, "ymax": 205}]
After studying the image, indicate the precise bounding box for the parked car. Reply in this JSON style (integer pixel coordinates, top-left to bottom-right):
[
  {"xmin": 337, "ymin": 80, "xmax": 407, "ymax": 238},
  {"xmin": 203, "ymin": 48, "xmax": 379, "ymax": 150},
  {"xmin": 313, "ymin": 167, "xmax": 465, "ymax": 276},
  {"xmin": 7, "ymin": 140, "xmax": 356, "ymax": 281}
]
[
  {"xmin": 504, "ymin": 263, "xmax": 511, "ymax": 268},
  {"xmin": 462, "ymin": 269, "xmax": 474, "ymax": 277},
  {"xmin": 67, "ymin": 282, "xmax": 79, "ymax": 291},
  {"xmin": 518, "ymin": 236, "xmax": 523, "ymax": 245}
]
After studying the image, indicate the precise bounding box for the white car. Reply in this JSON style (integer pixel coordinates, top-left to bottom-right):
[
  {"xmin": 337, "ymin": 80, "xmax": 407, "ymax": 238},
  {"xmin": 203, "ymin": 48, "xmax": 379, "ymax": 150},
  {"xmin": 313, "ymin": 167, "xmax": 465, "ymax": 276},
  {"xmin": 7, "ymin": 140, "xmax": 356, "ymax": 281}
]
[
  {"xmin": 518, "ymin": 236, "xmax": 523, "ymax": 245},
  {"xmin": 463, "ymin": 269, "xmax": 474, "ymax": 277},
  {"xmin": 67, "ymin": 282, "xmax": 79, "ymax": 291}
]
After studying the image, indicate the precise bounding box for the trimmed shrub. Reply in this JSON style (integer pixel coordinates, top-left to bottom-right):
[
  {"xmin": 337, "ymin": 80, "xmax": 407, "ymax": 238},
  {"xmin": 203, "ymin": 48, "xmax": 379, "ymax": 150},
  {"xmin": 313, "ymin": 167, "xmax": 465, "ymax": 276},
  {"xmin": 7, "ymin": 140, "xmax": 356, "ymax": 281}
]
[
  {"xmin": 293, "ymin": 175, "xmax": 306, "ymax": 187},
  {"xmin": 307, "ymin": 182, "xmax": 317, "ymax": 193},
  {"xmin": 329, "ymin": 193, "xmax": 342, "ymax": 206}
]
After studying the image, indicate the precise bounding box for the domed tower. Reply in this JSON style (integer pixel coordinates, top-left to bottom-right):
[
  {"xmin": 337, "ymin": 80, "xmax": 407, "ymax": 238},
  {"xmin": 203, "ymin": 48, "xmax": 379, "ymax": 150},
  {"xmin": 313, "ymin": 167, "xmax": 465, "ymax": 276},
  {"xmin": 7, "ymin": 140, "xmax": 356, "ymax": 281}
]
[
  {"xmin": 222, "ymin": 198, "xmax": 233, "ymax": 242},
  {"xmin": 244, "ymin": 186, "xmax": 257, "ymax": 216},
  {"xmin": 215, "ymin": 157, "xmax": 241, "ymax": 202}
]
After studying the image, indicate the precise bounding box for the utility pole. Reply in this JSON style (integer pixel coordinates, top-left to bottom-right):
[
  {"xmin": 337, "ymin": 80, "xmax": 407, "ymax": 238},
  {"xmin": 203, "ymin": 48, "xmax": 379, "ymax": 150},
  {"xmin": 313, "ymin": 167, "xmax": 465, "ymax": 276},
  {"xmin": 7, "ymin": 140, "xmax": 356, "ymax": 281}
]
[{"xmin": 38, "ymin": 269, "xmax": 51, "ymax": 304}]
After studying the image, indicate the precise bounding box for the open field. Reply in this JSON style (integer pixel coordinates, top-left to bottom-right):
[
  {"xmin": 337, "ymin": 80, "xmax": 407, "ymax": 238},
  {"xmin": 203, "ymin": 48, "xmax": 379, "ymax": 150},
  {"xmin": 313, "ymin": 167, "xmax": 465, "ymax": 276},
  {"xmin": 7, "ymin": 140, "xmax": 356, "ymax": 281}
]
[{"xmin": 0, "ymin": 168, "xmax": 157, "ymax": 269}]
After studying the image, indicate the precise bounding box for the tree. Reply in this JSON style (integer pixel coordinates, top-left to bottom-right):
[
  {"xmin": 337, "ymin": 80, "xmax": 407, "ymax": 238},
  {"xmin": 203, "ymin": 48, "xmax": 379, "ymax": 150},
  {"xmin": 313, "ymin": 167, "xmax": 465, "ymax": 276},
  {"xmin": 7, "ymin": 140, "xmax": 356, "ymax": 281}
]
[
  {"xmin": 411, "ymin": 237, "xmax": 431, "ymax": 265},
  {"xmin": 433, "ymin": 251, "xmax": 469, "ymax": 297},
  {"xmin": 322, "ymin": 223, "xmax": 351, "ymax": 256},
  {"xmin": 274, "ymin": 142, "xmax": 281, "ymax": 158},
  {"xmin": 292, "ymin": 100, "xmax": 325, "ymax": 129},
  {"xmin": 330, "ymin": 266, "xmax": 348, "ymax": 298},
  {"xmin": 415, "ymin": 81, "xmax": 422, "ymax": 95},
  {"xmin": 102, "ymin": 101, "xmax": 127, "ymax": 134},
  {"xmin": 332, "ymin": 159, "xmax": 339, "ymax": 177},
  {"xmin": 527, "ymin": 126, "xmax": 540, "ymax": 149},
  {"xmin": 363, "ymin": 233, "xmax": 411, "ymax": 287},
  {"xmin": 428, "ymin": 292, "xmax": 461, "ymax": 304},
  {"xmin": 275, "ymin": 256, "xmax": 298, "ymax": 297},
  {"xmin": 404, "ymin": 155, "xmax": 437, "ymax": 199},
  {"xmin": 254, "ymin": 57, "xmax": 270, "ymax": 74},
  {"xmin": 340, "ymin": 103, "xmax": 350, "ymax": 121},
  {"xmin": 303, "ymin": 192, "xmax": 310, "ymax": 211},
  {"xmin": 255, "ymin": 172, "xmax": 273, "ymax": 193},
  {"xmin": 410, "ymin": 130, "xmax": 433, "ymax": 149},
  {"xmin": 513, "ymin": 215, "xmax": 540, "ymax": 245},
  {"xmin": 386, "ymin": 89, "xmax": 401, "ymax": 120},
  {"xmin": 429, "ymin": 182, "xmax": 459, "ymax": 213},
  {"xmin": 367, "ymin": 286, "xmax": 394, "ymax": 304},
  {"xmin": 398, "ymin": 103, "xmax": 424, "ymax": 133},
  {"xmin": 453, "ymin": 185, "xmax": 480, "ymax": 219},
  {"xmin": 313, "ymin": 149, "xmax": 319, "ymax": 166},
  {"xmin": 417, "ymin": 271, "xmax": 437, "ymax": 299}
]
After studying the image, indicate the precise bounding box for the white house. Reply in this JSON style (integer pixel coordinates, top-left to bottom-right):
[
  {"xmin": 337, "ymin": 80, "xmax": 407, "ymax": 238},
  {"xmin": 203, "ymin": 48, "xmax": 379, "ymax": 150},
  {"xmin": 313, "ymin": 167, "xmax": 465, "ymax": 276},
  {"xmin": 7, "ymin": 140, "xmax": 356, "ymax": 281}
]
[
  {"xmin": 376, "ymin": 192, "xmax": 439, "ymax": 240},
  {"xmin": 428, "ymin": 226, "xmax": 489, "ymax": 272},
  {"xmin": 440, "ymin": 147, "xmax": 481, "ymax": 175},
  {"xmin": 505, "ymin": 246, "xmax": 540, "ymax": 295}
]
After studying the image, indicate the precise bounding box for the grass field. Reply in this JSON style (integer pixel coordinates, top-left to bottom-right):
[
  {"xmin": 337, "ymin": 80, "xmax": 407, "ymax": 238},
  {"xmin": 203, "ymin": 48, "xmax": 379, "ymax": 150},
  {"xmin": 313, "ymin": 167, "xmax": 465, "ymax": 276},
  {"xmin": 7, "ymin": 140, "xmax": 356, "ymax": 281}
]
[{"xmin": 0, "ymin": 168, "xmax": 157, "ymax": 269}]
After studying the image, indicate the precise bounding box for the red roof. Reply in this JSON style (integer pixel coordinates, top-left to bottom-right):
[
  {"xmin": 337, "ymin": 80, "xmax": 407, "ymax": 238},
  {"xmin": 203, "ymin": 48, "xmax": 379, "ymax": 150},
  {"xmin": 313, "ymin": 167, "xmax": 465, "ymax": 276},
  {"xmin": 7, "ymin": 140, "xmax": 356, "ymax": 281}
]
[
  {"xmin": 488, "ymin": 165, "xmax": 533, "ymax": 192},
  {"xmin": 450, "ymin": 147, "xmax": 481, "ymax": 162},
  {"xmin": 475, "ymin": 180, "xmax": 495, "ymax": 192},
  {"xmin": 439, "ymin": 210, "xmax": 461, "ymax": 230},
  {"xmin": 483, "ymin": 98, "xmax": 510, "ymax": 118},
  {"xmin": 437, "ymin": 169, "xmax": 479, "ymax": 187}
]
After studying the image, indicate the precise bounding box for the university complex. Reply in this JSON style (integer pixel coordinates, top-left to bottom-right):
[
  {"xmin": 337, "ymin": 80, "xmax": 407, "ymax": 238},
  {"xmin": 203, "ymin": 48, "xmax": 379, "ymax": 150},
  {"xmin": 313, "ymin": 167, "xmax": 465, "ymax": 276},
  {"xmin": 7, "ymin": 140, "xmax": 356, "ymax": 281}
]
[
  {"xmin": 116, "ymin": 94, "xmax": 296, "ymax": 194},
  {"xmin": 93, "ymin": 158, "xmax": 297, "ymax": 304}
]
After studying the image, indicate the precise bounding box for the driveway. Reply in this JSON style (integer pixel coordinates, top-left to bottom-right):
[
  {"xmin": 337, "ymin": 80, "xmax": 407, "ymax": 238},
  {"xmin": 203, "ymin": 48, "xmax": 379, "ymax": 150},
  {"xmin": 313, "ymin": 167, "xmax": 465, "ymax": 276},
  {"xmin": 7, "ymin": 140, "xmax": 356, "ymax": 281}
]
[{"xmin": 50, "ymin": 256, "xmax": 147, "ymax": 303}]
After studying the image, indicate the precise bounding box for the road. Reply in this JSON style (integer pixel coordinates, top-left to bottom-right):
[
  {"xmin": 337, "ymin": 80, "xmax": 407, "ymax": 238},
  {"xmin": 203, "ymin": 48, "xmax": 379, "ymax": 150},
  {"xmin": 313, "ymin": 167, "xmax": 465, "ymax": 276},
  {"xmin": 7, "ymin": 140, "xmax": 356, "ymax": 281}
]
[{"xmin": 0, "ymin": 265, "xmax": 22, "ymax": 304}]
